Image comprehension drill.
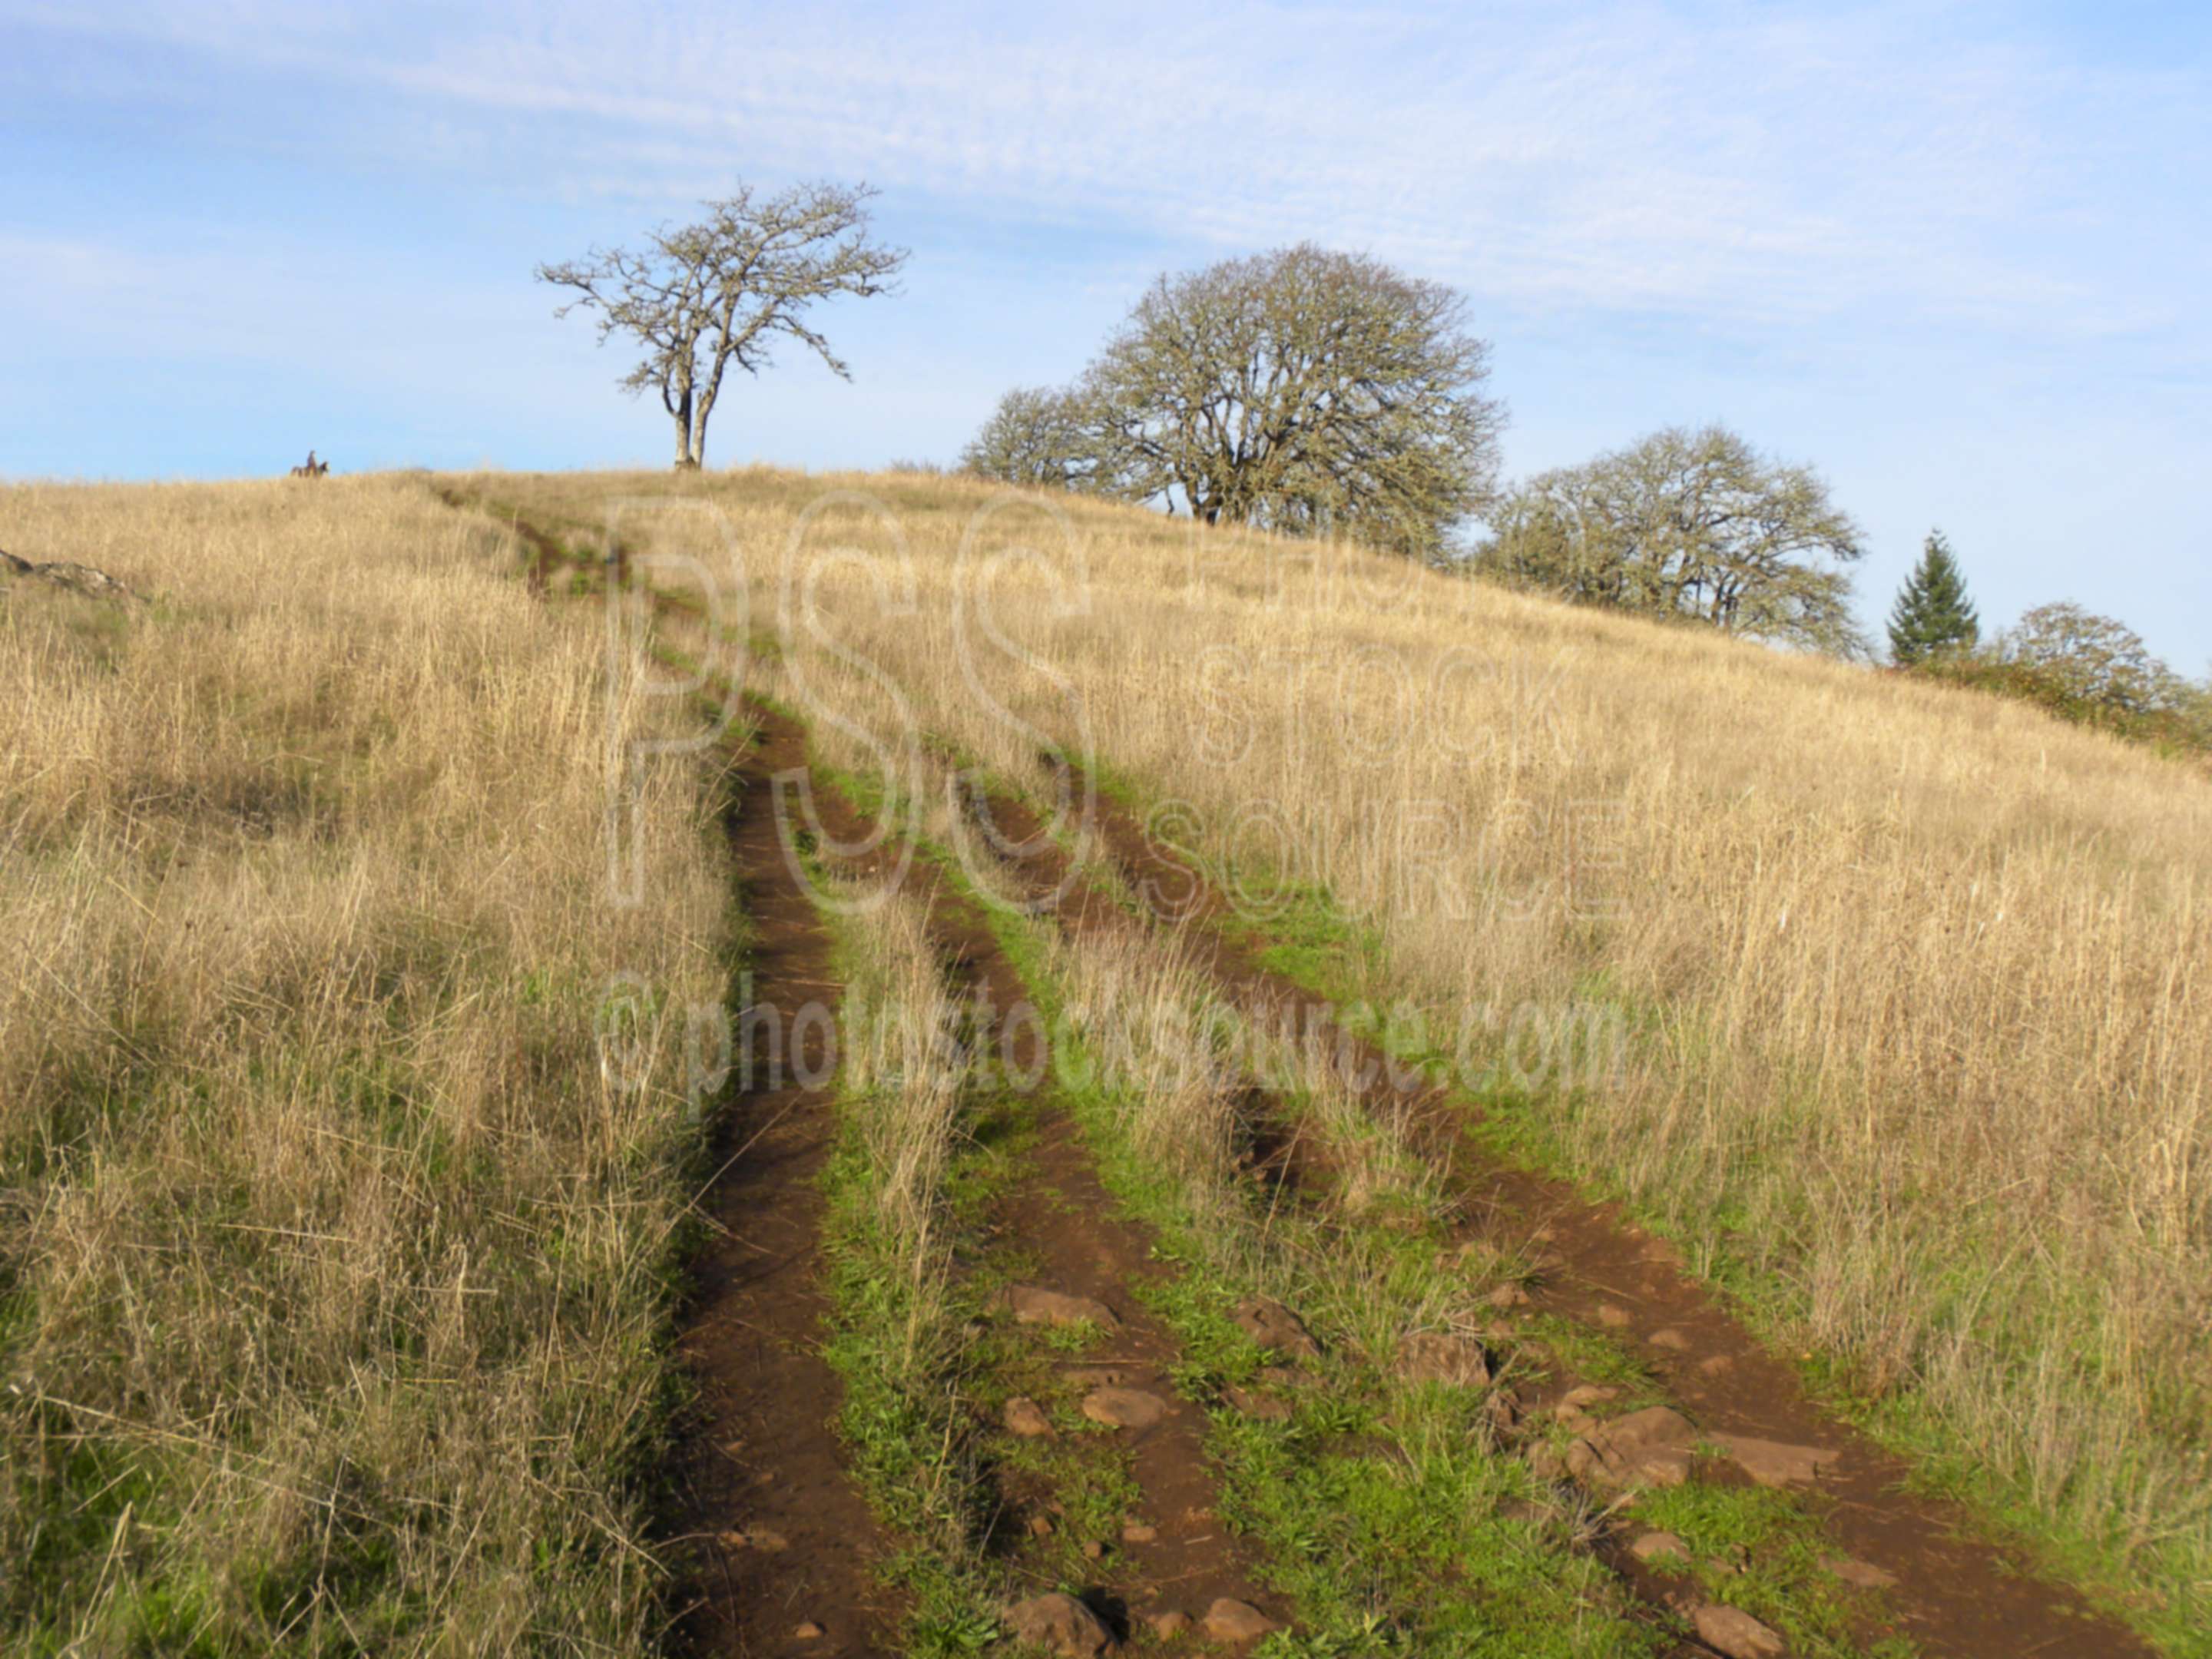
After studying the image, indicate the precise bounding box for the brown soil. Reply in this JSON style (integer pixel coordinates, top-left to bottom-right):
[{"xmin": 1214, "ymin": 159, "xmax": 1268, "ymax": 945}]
[
  {"xmin": 796, "ymin": 730, "xmax": 1283, "ymax": 1640},
  {"xmin": 667, "ymin": 710, "xmax": 894, "ymax": 1659},
  {"xmin": 1012, "ymin": 757, "xmax": 2159, "ymax": 1659}
]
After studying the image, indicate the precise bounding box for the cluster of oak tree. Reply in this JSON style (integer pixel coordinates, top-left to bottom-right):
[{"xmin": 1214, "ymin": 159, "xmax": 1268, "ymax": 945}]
[
  {"xmin": 961, "ymin": 244, "xmax": 1883, "ymax": 655},
  {"xmin": 955, "ymin": 235, "xmax": 2205, "ymax": 746},
  {"xmin": 535, "ymin": 179, "xmax": 2204, "ymax": 751}
]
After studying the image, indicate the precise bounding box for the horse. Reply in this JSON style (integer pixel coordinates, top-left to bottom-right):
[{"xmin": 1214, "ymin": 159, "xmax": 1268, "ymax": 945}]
[{"xmin": 288, "ymin": 450, "xmax": 329, "ymax": 478}]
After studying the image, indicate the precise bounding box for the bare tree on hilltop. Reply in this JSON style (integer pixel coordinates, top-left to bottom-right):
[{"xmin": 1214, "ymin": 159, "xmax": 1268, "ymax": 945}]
[{"xmin": 537, "ymin": 180, "xmax": 908, "ymax": 469}]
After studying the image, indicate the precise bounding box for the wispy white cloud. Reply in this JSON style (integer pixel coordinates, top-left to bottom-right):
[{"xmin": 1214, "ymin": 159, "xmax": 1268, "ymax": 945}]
[{"xmin": 13, "ymin": 0, "xmax": 2206, "ymax": 342}]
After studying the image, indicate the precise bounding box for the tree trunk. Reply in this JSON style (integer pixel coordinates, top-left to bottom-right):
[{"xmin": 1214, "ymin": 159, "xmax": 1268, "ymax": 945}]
[
  {"xmin": 672, "ymin": 383, "xmax": 697, "ymax": 469},
  {"xmin": 694, "ymin": 373, "xmax": 722, "ymax": 470}
]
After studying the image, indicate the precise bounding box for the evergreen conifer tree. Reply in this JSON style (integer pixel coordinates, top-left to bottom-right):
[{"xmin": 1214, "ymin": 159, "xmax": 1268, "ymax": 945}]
[{"xmin": 1888, "ymin": 530, "xmax": 1980, "ymax": 664}]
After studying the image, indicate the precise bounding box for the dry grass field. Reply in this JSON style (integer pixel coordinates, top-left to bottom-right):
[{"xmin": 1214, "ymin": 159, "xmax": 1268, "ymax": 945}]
[
  {"xmin": 0, "ymin": 479, "xmax": 723, "ymax": 1654},
  {"xmin": 5, "ymin": 466, "xmax": 2207, "ymax": 1655},
  {"xmin": 499, "ymin": 465, "xmax": 2209, "ymax": 1643}
]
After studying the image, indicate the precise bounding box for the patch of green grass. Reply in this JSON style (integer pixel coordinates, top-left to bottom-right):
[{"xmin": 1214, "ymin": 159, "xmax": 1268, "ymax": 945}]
[
  {"xmin": 1628, "ymin": 1482, "xmax": 1912, "ymax": 1659},
  {"xmin": 958, "ymin": 899, "xmax": 1664, "ymax": 1656},
  {"xmin": 808, "ymin": 863, "xmax": 1192, "ymax": 1654}
]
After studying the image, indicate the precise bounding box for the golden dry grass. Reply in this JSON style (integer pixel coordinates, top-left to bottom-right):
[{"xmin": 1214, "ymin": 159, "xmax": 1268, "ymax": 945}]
[
  {"xmin": 14, "ymin": 459, "xmax": 2204, "ymax": 1643},
  {"xmin": 0, "ymin": 478, "xmax": 722, "ymax": 1654},
  {"xmin": 503, "ymin": 462, "xmax": 2210, "ymax": 1632}
]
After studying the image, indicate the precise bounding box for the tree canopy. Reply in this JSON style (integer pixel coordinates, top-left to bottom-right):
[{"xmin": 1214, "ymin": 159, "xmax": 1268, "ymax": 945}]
[
  {"xmin": 963, "ymin": 244, "xmax": 1505, "ymax": 558},
  {"xmin": 537, "ymin": 180, "xmax": 907, "ymax": 469},
  {"xmin": 958, "ymin": 386, "xmax": 1098, "ymax": 492},
  {"xmin": 1475, "ymin": 425, "xmax": 1867, "ymax": 654},
  {"xmin": 2004, "ymin": 601, "xmax": 2184, "ymax": 715}
]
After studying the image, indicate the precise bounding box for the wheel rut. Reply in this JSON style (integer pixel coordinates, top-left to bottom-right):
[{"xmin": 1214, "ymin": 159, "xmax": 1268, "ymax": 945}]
[
  {"xmin": 972, "ymin": 757, "xmax": 2158, "ymax": 1659},
  {"xmin": 669, "ymin": 712, "xmax": 893, "ymax": 1658},
  {"xmin": 776, "ymin": 712, "xmax": 1284, "ymax": 1644}
]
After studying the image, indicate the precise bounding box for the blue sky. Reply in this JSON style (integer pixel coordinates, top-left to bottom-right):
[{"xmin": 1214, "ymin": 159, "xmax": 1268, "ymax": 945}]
[{"xmin": 3, "ymin": 0, "xmax": 2207, "ymax": 666}]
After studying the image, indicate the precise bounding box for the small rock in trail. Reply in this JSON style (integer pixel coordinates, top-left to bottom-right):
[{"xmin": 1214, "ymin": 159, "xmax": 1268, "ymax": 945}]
[
  {"xmin": 1011, "ymin": 1285, "xmax": 1120, "ymax": 1329},
  {"xmin": 1231, "ymin": 1296, "xmax": 1321, "ymax": 1359},
  {"xmin": 1691, "ymin": 1604, "xmax": 1785, "ymax": 1658},
  {"xmin": 1629, "ymin": 1531, "xmax": 1689, "ymax": 1564},
  {"xmin": 1003, "ymin": 1396, "xmax": 1054, "ymax": 1437},
  {"xmin": 1148, "ymin": 1610, "xmax": 1190, "ymax": 1638},
  {"xmin": 1554, "ymin": 1384, "xmax": 1619, "ymax": 1419},
  {"xmin": 1714, "ymin": 1432, "xmax": 1839, "ymax": 1488},
  {"xmin": 1121, "ymin": 1521, "xmax": 1157, "ymax": 1544},
  {"xmin": 1201, "ymin": 1598, "xmax": 1279, "ymax": 1643},
  {"xmin": 793, "ymin": 1621, "xmax": 825, "ymax": 1641},
  {"xmin": 1006, "ymin": 1591, "xmax": 1117, "ymax": 1657},
  {"xmin": 1824, "ymin": 1555, "xmax": 1899, "ymax": 1590},
  {"xmin": 1081, "ymin": 1386, "xmax": 1169, "ymax": 1430},
  {"xmin": 1578, "ymin": 1406, "xmax": 1697, "ymax": 1489}
]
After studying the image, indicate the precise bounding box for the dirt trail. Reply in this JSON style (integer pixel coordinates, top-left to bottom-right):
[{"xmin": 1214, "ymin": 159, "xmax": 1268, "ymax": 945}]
[
  {"xmin": 490, "ymin": 501, "xmax": 1277, "ymax": 1647},
  {"xmin": 473, "ymin": 488, "xmax": 2151, "ymax": 1656},
  {"xmin": 452, "ymin": 492, "xmax": 890, "ymax": 1652},
  {"xmin": 793, "ymin": 727, "xmax": 1283, "ymax": 1641},
  {"xmin": 969, "ymin": 760, "xmax": 2156, "ymax": 1659},
  {"xmin": 669, "ymin": 711, "xmax": 893, "ymax": 1659}
]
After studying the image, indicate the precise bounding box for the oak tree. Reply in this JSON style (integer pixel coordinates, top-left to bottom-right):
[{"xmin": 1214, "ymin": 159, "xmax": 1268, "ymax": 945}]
[
  {"xmin": 959, "ymin": 386, "xmax": 1100, "ymax": 491},
  {"xmin": 1034, "ymin": 244, "xmax": 1505, "ymax": 556},
  {"xmin": 2005, "ymin": 601, "xmax": 2182, "ymax": 715},
  {"xmin": 537, "ymin": 181, "xmax": 907, "ymax": 469},
  {"xmin": 1479, "ymin": 425, "xmax": 1867, "ymax": 655},
  {"xmin": 969, "ymin": 247, "xmax": 1504, "ymax": 555}
]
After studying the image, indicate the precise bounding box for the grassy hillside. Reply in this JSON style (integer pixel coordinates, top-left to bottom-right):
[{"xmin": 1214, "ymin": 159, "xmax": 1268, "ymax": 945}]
[
  {"xmin": 488, "ymin": 465, "xmax": 2210, "ymax": 1643},
  {"xmin": 5, "ymin": 467, "xmax": 2205, "ymax": 1655},
  {"xmin": 0, "ymin": 480, "xmax": 723, "ymax": 1653}
]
